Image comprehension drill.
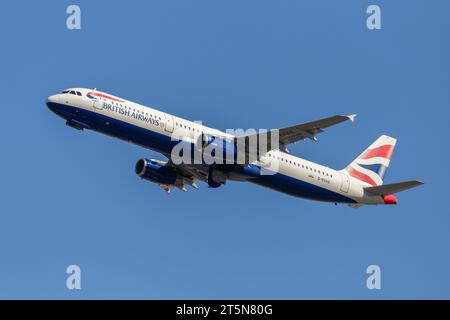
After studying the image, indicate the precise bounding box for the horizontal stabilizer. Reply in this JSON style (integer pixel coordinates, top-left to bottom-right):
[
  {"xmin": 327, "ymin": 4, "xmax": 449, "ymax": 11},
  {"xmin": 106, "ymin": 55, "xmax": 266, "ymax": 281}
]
[{"xmin": 364, "ymin": 180, "xmax": 424, "ymax": 196}]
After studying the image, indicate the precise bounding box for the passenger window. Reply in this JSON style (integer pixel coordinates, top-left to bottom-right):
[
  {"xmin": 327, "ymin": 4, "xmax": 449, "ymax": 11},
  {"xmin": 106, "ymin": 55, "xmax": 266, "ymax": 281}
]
[{"xmin": 76, "ymin": 91, "xmax": 82, "ymax": 96}]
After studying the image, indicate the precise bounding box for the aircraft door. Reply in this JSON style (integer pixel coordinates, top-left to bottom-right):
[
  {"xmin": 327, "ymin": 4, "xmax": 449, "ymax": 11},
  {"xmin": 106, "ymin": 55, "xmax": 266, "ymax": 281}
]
[
  {"xmin": 164, "ymin": 114, "xmax": 174, "ymax": 133},
  {"xmin": 340, "ymin": 173, "xmax": 350, "ymax": 193},
  {"xmin": 87, "ymin": 91, "xmax": 103, "ymax": 111},
  {"xmin": 92, "ymin": 98, "xmax": 103, "ymax": 111}
]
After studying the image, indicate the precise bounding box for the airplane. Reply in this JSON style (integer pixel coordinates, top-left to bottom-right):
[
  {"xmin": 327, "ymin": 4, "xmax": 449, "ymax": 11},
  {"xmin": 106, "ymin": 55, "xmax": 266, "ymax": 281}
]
[{"xmin": 46, "ymin": 88, "xmax": 423, "ymax": 207}]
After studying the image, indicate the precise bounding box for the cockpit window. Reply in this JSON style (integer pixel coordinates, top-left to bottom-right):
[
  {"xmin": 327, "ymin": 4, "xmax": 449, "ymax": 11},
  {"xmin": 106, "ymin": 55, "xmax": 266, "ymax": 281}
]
[{"xmin": 60, "ymin": 90, "xmax": 82, "ymax": 96}]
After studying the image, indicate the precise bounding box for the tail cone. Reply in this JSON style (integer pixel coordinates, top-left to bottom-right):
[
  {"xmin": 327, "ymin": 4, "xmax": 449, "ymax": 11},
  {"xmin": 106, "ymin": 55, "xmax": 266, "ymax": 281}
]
[{"xmin": 383, "ymin": 194, "xmax": 397, "ymax": 205}]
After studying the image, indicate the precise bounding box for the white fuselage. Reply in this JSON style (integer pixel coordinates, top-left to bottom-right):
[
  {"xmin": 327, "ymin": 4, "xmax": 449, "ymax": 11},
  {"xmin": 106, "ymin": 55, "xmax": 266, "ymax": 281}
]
[{"xmin": 46, "ymin": 88, "xmax": 385, "ymax": 205}]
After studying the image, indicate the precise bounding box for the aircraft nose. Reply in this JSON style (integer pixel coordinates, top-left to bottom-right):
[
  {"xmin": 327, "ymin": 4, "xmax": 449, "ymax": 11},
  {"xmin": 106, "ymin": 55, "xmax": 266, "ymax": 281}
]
[
  {"xmin": 47, "ymin": 94, "xmax": 58, "ymax": 104},
  {"xmin": 46, "ymin": 94, "xmax": 60, "ymax": 113}
]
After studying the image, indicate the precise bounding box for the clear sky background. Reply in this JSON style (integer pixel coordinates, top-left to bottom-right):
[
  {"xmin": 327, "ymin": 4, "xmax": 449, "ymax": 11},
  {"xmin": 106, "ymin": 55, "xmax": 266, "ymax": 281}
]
[{"xmin": 0, "ymin": 0, "xmax": 448, "ymax": 299}]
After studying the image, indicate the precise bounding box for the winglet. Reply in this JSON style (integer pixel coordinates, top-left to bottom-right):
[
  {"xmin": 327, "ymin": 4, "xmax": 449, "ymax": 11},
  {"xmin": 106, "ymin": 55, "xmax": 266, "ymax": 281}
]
[{"xmin": 346, "ymin": 114, "xmax": 357, "ymax": 123}]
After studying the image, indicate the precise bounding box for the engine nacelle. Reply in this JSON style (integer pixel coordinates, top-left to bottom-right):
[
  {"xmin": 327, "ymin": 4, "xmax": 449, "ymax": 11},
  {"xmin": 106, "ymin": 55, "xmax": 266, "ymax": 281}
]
[
  {"xmin": 135, "ymin": 158, "xmax": 177, "ymax": 185},
  {"xmin": 197, "ymin": 133, "xmax": 238, "ymax": 163},
  {"xmin": 207, "ymin": 167, "xmax": 227, "ymax": 188}
]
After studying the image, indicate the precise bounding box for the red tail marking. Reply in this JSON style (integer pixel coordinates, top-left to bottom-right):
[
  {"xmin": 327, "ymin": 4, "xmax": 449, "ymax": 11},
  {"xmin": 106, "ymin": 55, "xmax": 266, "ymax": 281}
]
[
  {"xmin": 359, "ymin": 144, "xmax": 394, "ymax": 160},
  {"xmin": 347, "ymin": 167, "xmax": 377, "ymax": 186}
]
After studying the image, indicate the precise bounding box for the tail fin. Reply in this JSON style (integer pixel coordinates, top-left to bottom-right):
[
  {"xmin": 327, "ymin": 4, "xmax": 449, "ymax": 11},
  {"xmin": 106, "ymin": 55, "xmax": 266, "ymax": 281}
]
[{"xmin": 345, "ymin": 135, "xmax": 397, "ymax": 186}]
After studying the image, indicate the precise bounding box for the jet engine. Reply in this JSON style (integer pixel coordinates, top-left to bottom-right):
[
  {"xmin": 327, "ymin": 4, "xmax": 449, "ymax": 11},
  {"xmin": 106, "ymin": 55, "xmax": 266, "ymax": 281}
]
[
  {"xmin": 135, "ymin": 158, "xmax": 198, "ymax": 193},
  {"xmin": 135, "ymin": 158, "xmax": 177, "ymax": 185}
]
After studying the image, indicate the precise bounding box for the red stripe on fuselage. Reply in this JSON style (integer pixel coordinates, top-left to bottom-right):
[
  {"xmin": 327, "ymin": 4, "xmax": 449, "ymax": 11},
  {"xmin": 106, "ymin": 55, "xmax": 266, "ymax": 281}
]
[
  {"xmin": 89, "ymin": 92, "xmax": 124, "ymax": 103},
  {"xmin": 347, "ymin": 167, "xmax": 377, "ymax": 186},
  {"xmin": 359, "ymin": 144, "xmax": 394, "ymax": 160}
]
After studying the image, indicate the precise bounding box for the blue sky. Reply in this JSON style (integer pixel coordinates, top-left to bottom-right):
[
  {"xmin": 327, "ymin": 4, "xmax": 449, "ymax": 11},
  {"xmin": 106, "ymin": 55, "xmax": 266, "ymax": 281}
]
[{"xmin": 0, "ymin": 0, "xmax": 449, "ymax": 299}]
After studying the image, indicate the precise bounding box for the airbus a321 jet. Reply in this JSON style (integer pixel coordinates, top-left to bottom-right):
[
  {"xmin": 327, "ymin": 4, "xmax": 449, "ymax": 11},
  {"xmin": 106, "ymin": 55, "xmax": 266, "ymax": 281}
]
[{"xmin": 46, "ymin": 88, "xmax": 423, "ymax": 207}]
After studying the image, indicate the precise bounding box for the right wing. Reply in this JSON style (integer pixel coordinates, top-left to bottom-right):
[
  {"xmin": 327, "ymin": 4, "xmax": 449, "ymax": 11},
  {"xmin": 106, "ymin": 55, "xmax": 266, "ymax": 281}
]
[
  {"xmin": 233, "ymin": 114, "xmax": 356, "ymax": 161},
  {"xmin": 276, "ymin": 114, "xmax": 357, "ymax": 146}
]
